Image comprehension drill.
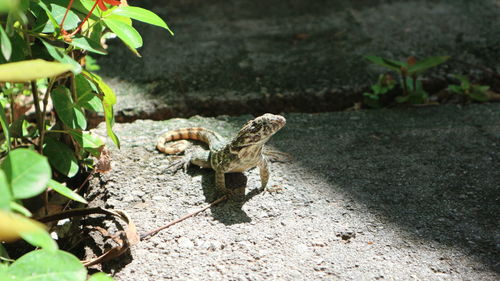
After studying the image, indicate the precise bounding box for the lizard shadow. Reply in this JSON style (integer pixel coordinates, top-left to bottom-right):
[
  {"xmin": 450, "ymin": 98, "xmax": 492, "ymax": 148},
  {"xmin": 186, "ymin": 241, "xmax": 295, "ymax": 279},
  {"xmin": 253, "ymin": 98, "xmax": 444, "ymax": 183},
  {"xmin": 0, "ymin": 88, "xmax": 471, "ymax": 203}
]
[{"xmin": 186, "ymin": 166, "xmax": 259, "ymax": 225}]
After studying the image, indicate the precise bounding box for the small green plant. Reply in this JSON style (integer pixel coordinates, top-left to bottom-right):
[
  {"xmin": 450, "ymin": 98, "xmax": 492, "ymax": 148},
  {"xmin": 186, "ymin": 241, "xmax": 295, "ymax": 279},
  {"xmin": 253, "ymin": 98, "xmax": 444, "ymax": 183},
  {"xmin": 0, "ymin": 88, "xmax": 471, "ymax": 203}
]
[
  {"xmin": 363, "ymin": 73, "xmax": 396, "ymax": 108},
  {"xmin": 0, "ymin": 0, "xmax": 173, "ymax": 279},
  {"xmin": 365, "ymin": 55, "xmax": 450, "ymax": 105},
  {"xmin": 447, "ymin": 75, "xmax": 489, "ymax": 102}
]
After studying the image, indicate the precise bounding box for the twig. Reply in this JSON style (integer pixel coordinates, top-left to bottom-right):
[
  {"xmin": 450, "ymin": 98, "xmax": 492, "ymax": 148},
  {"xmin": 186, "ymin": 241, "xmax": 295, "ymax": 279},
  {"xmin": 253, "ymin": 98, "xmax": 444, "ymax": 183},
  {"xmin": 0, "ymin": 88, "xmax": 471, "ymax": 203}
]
[
  {"xmin": 37, "ymin": 207, "xmax": 117, "ymax": 223},
  {"xmin": 30, "ymin": 80, "xmax": 44, "ymax": 153},
  {"xmin": 140, "ymin": 195, "xmax": 228, "ymax": 240},
  {"xmin": 23, "ymin": 25, "xmax": 45, "ymax": 153}
]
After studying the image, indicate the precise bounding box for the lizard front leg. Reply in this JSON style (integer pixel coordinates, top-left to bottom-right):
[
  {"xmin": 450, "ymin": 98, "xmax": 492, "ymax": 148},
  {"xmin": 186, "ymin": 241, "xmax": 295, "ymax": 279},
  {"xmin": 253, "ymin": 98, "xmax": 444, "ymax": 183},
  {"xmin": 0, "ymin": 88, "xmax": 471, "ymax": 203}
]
[
  {"xmin": 215, "ymin": 170, "xmax": 233, "ymax": 195},
  {"xmin": 258, "ymin": 158, "xmax": 270, "ymax": 190}
]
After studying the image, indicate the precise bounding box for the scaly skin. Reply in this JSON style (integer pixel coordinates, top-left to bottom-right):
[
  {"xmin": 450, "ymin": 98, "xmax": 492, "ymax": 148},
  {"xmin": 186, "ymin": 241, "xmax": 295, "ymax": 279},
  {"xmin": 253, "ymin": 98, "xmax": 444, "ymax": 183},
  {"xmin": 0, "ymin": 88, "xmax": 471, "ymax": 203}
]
[{"xmin": 156, "ymin": 113, "xmax": 286, "ymax": 195}]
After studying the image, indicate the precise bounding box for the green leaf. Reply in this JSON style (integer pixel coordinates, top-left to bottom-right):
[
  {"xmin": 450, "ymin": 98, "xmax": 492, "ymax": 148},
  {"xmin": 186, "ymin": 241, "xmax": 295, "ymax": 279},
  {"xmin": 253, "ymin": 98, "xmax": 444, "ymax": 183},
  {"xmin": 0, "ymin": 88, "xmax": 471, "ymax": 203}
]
[
  {"xmin": 51, "ymin": 85, "xmax": 87, "ymax": 130},
  {"xmin": 84, "ymin": 71, "xmax": 120, "ymax": 148},
  {"xmin": 39, "ymin": 0, "xmax": 80, "ymax": 33},
  {"xmin": 453, "ymin": 74, "xmax": 470, "ymax": 89},
  {"xmin": 88, "ymin": 272, "xmax": 115, "ymax": 281},
  {"xmin": 80, "ymin": 92, "xmax": 103, "ymax": 112},
  {"xmin": 0, "ymin": 32, "xmax": 25, "ymax": 63},
  {"xmin": 20, "ymin": 227, "xmax": 58, "ymax": 252},
  {"xmin": 0, "ymin": 170, "xmax": 11, "ymax": 210},
  {"xmin": 469, "ymin": 86, "xmax": 490, "ymax": 102},
  {"xmin": 407, "ymin": 56, "xmax": 450, "ymax": 75},
  {"xmin": 365, "ymin": 55, "xmax": 405, "ymax": 72},
  {"xmin": 40, "ymin": 39, "xmax": 82, "ymax": 74},
  {"xmin": 0, "ymin": 266, "xmax": 11, "ymax": 281},
  {"xmin": 363, "ymin": 95, "xmax": 381, "ymax": 108},
  {"xmin": 70, "ymin": 0, "xmax": 101, "ymax": 22},
  {"xmin": 75, "ymin": 74, "xmax": 103, "ymax": 112},
  {"xmin": 7, "ymin": 250, "xmax": 86, "ymax": 281},
  {"xmin": 0, "ymin": 243, "xmax": 10, "ymax": 262},
  {"xmin": 84, "ymin": 55, "xmax": 101, "ymax": 71},
  {"xmin": 0, "ymin": 59, "xmax": 72, "ymax": 82},
  {"xmin": 8, "ymin": 117, "xmax": 29, "ymax": 138},
  {"xmin": 0, "ymin": 210, "xmax": 47, "ymax": 244},
  {"xmin": 9, "ymin": 201, "xmax": 32, "ymax": 217},
  {"xmin": 395, "ymin": 95, "xmax": 410, "ymax": 103},
  {"xmin": 447, "ymin": 84, "xmax": 462, "ymax": 94},
  {"xmin": 110, "ymin": 6, "xmax": 174, "ymax": 35},
  {"xmin": 0, "ymin": 0, "xmax": 18, "ymax": 13},
  {"xmin": 103, "ymin": 16, "xmax": 143, "ymax": 49},
  {"xmin": 30, "ymin": 1, "xmax": 51, "ymax": 33},
  {"xmin": 19, "ymin": 0, "xmax": 29, "ymax": 10},
  {"xmin": 68, "ymin": 130, "xmax": 104, "ymax": 157},
  {"xmin": 0, "ymin": 102, "xmax": 10, "ymax": 152},
  {"xmin": 43, "ymin": 138, "xmax": 79, "ymax": 178},
  {"xmin": 48, "ymin": 179, "xmax": 87, "ymax": 204},
  {"xmin": 0, "ymin": 25, "xmax": 12, "ymax": 61},
  {"xmin": 1, "ymin": 149, "xmax": 51, "ymax": 199},
  {"xmin": 408, "ymin": 91, "xmax": 428, "ymax": 104},
  {"xmin": 71, "ymin": 35, "xmax": 107, "ymax": 55}
]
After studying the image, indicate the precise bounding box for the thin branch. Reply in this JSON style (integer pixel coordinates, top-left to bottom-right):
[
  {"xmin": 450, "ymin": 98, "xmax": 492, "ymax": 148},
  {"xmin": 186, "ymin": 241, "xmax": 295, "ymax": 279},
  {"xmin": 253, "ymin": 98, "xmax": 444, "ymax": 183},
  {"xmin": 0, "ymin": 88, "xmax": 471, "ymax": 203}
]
[
  {"xmin": 140, "ymin": 195, "xmax": 228, "ymax": 240},
  {"xmin": 31, "ymin": 80, "xmax": 44, "ymax": 153},
  {"xmin": 23, "ymin": 25, "xmax": 44, "ymax": 153}
]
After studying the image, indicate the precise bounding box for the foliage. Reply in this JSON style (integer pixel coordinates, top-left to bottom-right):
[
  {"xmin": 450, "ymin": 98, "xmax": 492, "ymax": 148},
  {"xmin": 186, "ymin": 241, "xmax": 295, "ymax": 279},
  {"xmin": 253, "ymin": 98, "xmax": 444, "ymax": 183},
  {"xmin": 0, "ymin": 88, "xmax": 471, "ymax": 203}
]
[
  {"xmin": 365, "ymin": 55, "xmax": 449, "ymax": 105},
  {"xmin": 362, "ymin": 73, "xmax": 396, "ymax": 108},
  {"xmin": 447, "ymin": 75, "xmax": 490, "ymax": 102},
  {"xmin": 0, "ymin": 0, "xmax": 172, "ymax": 279}
]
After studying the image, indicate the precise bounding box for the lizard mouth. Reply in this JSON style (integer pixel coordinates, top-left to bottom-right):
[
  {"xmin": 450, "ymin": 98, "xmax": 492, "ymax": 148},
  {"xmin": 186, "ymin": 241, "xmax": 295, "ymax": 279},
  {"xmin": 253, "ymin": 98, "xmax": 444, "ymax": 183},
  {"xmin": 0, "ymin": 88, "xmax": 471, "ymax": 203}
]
[
  {"xmin": 264, "ymin": 114, "xmax": 286, "ymax": 132},
  {"xmin": 274, "ymin": 115, "xmax": 286, "ymax": 128}
]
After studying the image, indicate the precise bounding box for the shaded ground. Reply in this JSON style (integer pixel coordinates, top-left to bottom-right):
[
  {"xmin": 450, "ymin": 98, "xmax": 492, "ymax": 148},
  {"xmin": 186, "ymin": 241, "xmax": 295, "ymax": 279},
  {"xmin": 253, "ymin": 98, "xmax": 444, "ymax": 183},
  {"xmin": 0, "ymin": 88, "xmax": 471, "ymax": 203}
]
[
  {"xmin": 96, "ymin": 0, "xmax": 500, "ymax": 121},
  {"xmin": 89, "ymin": 104, "xmax": 499, "ymax": 280}
]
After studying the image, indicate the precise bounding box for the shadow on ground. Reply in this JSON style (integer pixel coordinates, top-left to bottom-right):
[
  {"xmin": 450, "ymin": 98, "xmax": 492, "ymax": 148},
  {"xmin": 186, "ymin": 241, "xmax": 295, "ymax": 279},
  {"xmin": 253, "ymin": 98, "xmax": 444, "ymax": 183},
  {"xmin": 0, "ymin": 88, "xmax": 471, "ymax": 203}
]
[{"xmin": 261, "ymin": 104, "xmax": 500, "ymax": 272}]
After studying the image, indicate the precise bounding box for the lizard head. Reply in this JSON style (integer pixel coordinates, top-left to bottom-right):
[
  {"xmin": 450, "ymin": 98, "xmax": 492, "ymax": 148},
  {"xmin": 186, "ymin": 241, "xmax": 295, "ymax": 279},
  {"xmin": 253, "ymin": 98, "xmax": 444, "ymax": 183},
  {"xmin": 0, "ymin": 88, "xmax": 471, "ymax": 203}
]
[{"xmin": 232, "ymin": 113, "xmax": 286, "ymax": 148}]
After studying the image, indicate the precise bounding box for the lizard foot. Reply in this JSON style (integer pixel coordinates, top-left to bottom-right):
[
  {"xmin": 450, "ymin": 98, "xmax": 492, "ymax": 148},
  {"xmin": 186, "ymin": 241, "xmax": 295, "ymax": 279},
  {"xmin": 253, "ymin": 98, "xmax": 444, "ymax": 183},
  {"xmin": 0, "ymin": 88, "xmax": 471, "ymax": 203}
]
[
  {"xmin": 165, "ymin": 156, "xmax": 191, "ymax": 173},
  {"xmin": 263, "ymin": 184, "xmax": 285, "ymax": 194}
]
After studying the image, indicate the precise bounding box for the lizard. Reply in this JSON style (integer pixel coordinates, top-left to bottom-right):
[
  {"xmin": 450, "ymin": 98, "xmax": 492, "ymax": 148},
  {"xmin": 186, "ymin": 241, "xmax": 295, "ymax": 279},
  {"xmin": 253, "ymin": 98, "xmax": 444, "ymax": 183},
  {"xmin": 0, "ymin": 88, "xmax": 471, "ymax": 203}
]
[{"xmin": 156, "ymin": 113, "xmax": 286, "ymax": 196}]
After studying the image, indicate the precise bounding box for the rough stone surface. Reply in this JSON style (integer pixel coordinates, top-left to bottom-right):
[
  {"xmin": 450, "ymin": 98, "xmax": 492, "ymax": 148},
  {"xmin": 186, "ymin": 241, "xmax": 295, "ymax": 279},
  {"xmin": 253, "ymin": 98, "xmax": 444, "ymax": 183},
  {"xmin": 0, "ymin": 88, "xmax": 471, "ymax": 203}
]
[
  {"xmin": 94, "ymin": 0, "xmax": 500, "ymax": 120},
  {"xmin": 89, "ymin": 104, "xmax": 500, "ymax": 280}
]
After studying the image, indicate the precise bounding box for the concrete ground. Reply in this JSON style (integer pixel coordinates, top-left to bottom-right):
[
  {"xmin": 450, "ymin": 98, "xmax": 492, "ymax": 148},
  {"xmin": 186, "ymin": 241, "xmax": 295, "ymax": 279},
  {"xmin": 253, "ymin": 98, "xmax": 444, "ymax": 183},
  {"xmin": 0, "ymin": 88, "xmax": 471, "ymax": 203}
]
[
  {"xmin": 86, "ymin": 0, "xmax": 500, "ymax": 280},
  {"xmin": 88, "ymin": 104, "xmax": 499, "ymax": 280}
]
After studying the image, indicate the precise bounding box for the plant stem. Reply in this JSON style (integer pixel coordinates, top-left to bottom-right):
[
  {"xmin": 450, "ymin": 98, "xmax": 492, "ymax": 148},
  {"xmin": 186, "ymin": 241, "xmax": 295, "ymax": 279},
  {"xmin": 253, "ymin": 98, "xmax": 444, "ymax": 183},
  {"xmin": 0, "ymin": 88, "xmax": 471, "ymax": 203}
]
[
  {"xmin": 412, "ymin": 74, "xmax": 417, "ymax": 94},
  {"xmin": 70, "ymin": 73, "xmax": 77, "ymax": 102},
  {"xmin": 401, "ymin": 71, "xmax": 409, "ymax": 96},
  {"xmin": 42, "ymin": 77, "xmax": 56, "ymax": 116},
  {"xmin": 30, "ymin": 81, "xmax": 44, "ymax": 153},
  {"xmin": 8, "ymin": 86, "xmax": 16, "ymax": 147},
  {"xmin": 24, "ymin": 26, "xmax": 45, "ymax": 153},
  {"xmin": 68, "ymin": 1, "xmax": 99, "ymax": 37},
  {"xmin": 46, "ymin": 129, "xmax": 68, "ymax": 134},
  {"xmin": 59, "ymin": 0, "xmax": 74, "ymax": 35}
]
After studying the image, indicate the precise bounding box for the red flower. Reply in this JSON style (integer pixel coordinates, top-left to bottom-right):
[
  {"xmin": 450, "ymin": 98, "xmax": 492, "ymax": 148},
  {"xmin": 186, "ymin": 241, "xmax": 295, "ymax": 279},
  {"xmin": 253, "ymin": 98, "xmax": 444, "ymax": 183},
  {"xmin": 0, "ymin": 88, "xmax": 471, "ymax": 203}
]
[{"xmin": 94, "ymin": 0, "xmax": 121, "ymax": 11}]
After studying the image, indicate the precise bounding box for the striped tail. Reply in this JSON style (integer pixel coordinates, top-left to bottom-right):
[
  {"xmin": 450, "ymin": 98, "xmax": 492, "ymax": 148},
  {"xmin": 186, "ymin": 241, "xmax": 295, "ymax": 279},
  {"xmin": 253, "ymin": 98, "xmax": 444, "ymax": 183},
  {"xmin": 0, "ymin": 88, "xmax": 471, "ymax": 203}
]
[{"xmin": 156, "ymin": 127, "xmax": 221, "ymax": 154}]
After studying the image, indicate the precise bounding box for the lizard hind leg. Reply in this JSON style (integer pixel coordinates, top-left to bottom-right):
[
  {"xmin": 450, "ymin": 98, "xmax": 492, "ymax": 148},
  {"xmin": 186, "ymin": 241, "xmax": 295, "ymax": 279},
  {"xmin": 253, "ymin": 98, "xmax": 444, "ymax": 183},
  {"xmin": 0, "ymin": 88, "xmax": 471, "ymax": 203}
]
[{"xmin": 166, "ymin": 146, "xmax": 211, "ymax": 173}]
